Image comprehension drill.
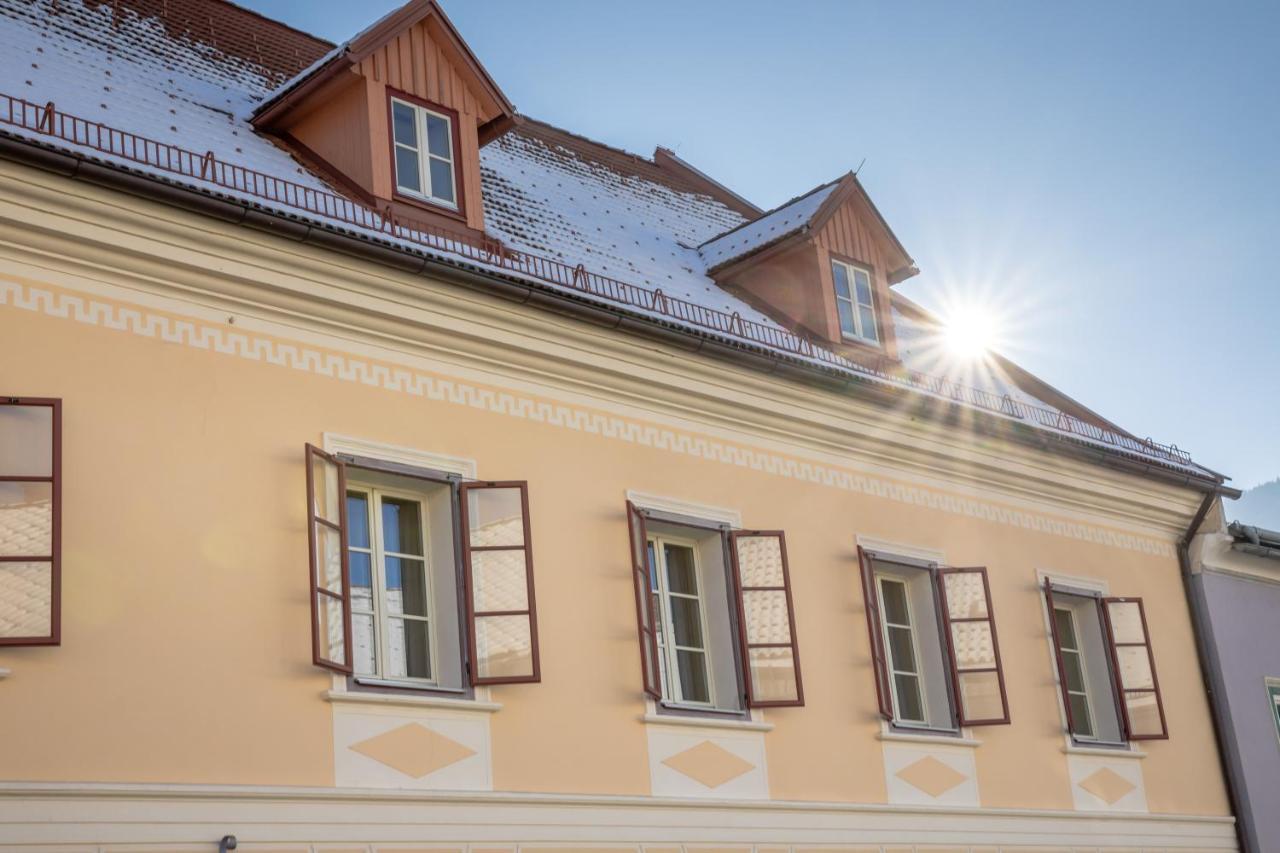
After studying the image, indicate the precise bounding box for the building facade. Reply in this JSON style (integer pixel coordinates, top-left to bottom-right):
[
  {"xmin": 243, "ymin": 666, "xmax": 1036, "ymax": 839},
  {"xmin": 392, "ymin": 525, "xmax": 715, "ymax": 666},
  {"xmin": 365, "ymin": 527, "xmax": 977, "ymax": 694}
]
[
  {"xmin": 1188, "ymin": 511, "xmax": 1280, "ymax": 853},
  {"xmin": 0, "ymin": 0, "xmax": 1244, "ymax": 850}
]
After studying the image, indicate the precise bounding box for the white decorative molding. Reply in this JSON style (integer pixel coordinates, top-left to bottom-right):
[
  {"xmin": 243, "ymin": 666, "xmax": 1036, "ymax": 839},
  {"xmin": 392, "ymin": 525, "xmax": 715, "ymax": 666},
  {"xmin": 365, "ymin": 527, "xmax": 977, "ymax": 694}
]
[
  {"xmin": 625, "ymin": 491, "xmax": 741, "ymax": 529},
  {"xmin": 641, "ymin": 713, "xmax": 773, "ymax": 733},
  {"xmin": 1067, "ymin": 753, "xmax": 1149, "ymax": 813},
  {"xmin": 332, "ymin": 703, "xmax": 493, "ymax": 791},
  {"xmin": 646, "ymin": 728, "xmax": 769, "ymax": 800},
  {"xmin": 855, "ymin": 535, "xmax": 945, "ymax": 565},
  {"xmin": 323, "ymin": 432, "xmax": 477, "ymax": 479},
  {"xmin": 1036, "ymin": 568, "xmax": 1110, "ymax": 595},
  {"xmin": 326, "ymin": 688, "xmax": 501, "ymax": 714},
  {"xmin": 1062, "ymin": 743, "xmax": 1147, "ymax": 760},
  {"xmin": 881, "ymin": 741, "xmax": 980, "ymax": 808},
  {"xmin": 876, "ymin": 721, "xmax": 980, "ymax": 749}
]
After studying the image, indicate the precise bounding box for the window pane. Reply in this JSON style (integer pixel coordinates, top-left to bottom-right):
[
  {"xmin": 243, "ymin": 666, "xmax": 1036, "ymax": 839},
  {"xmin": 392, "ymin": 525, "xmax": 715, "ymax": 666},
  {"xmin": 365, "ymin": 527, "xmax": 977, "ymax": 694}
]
[
  {"xmin": 1062, "ymin": 650, "xmax": 1087, "ymax": 693},
  {"xmin": 748, "ymin": 646, "xmax": 799, "ymax": 703},
  {"xmin": 346, "ymin": 493, "xmax": 370, "ymax": 549},
  {"xmin": 735, "ymin": 535, "xmax": 784, "ymax": 587},
  {"xmin": 0, "ymin": 481, "xmax": 52, "ymax": 557},
  {"xmin": 474, "ymin": 613, "xmax": 534, "ymax": 680},
  {"xmin": 1069, "ymin": 693, "xmax": 1095, "ymax": 738},
  {"xmin": 676, "ymin": 648, "xmax": 711, "ymax": 703},
  {"xmin": 392, "ymin": 101, "xmax": 417, "ymax": 146},
  {"xmin": 1106, "ymin": 601, "xmax": 1146, "ymax": 645},
  {"xmin": 349, "ymin": 552, "xmax": 373, "ymax": 610},
  {"xmin": 887, "ymin": 625, "xmax": 917, "ymax": 672},
  {"xmin": 313, "ymin": 522, "xmax": 342, "ymax": 594},
  {"xmin": 880, "ymin": 579, "xmax": 910, "ymax": 625},
  {"xmin": 1116, "ymin": 645, "xmax": 1154, "ymax": 690},
  {"xmin": 467, "ymin": 488, "xmax": 524, "ymax": 547},
  {"xmin": 645, "ymin": 541, "xmax": 658, "ymax": 591},
  {"xmin": 743, "ymin": 589, "xmax": 791, "ymax": 644},
  {"xmin": 310, "ymin": 454, "xmax": 341, "ymax": 525},
  {"xmin": 316, "ymin": 593, "xmax": 346, "ymax": 665},
  {"xmin": 352, "ymin": 612, "xmax": 376, "ymax": 676},
  {"xmin": 831, "ymin": 261, "xmax": 852, "ymax": 300},
  {"xmin": 1054, "ymin": 608, "xmax": 1078, "ymax": 649},
  {"xmin": 669, "ymin": 596, "xmax": 704, "ymax": 648},
  {"xmin": 836, "ymin": 298, "xmax": 856, "ymax": 336},
  {"xmin": 1123, "ymin": 690, "xmax": 1163, "ymax": 737},
  {"xmin": 429, "ymin": 158, "xmax": 455, "ymax": 203},
  {"xmin": 951, "ymin": 621, "xmax": 995, "ymax": 670},
  {"xmin": 395, "ymin": 146, "xmax": 421, "ymax": 194},
  {"xmin": 958, "ymin": 670, "xmax": 1004, "ymax": 720},
  {"xmin": 853, "ymin": 269, "xmax": 874, "ymax": 305},
  {"xmin": 858, "ymin": 305, "xmax": 879, "ymax": 342},
  {"xmin": 0, "ymin": 561, "xmax": 51, "ymax": 638},
  {"xmin": 381, "ymin": 498, "xmax": 423, "ymax": 556},
  {"xmin": 943, "ymin": 573, "xmax": 988, "ymax": 619},
  {"xmin": 894, "ymin": 673, "xmax": 925, "ymax": 722},
  {"xmin": 386, "ymin": 616, "xmax": 432, "ymax": 680},
  {"xmin": 426, "ymin": 114, "xmax": 451, "ymax": 157},
  {"xmin": 385, "ymin": 556, "xmax": 428, "ymax": 617},
  {"xmin": 663, "ymin": 544, "xmax": 698, "ymax": 594},
  {"xmin": 471, "ymin": 548, "xmax": 528, "ymax": 612},
  {"xmin": 0, "ymin": 405, "xmax": 53, "ymax": 477}
]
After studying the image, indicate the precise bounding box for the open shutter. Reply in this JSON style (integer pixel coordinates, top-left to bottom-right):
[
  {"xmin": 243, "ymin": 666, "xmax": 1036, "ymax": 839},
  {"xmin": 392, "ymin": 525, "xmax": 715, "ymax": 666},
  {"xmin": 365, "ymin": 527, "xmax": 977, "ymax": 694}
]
[
  {"xmin": 1043, "ymin": 579, "xmax": 1081, "ymax": 735},
  {"xmin": 859, "ymin": 546, "xmax": 894, "ymax": 720},
  {"xmin": 937, "ymin": 567, "xmax": 1009, "ymax": 725},
  {"xmin": 0, "ymin": 398, "xmax": 61, "ymax": 646},
  {"xmin": 305, "ymin": 443, "xmax": 352, "ymax": 673},
  {"xmin": 728, "ymin": 530, "xmax": 804, "ymax": 707},
  {"xmin": 459, "ymin": 481, "xmax": 540, "ymax": 684},
  {"xmin": 626, "ymin": 501, "xmax": 662, "ymax": 699},
  {"xmin": 1101, "ymin": 596, "xmax": 1168, "ymax": 740}
]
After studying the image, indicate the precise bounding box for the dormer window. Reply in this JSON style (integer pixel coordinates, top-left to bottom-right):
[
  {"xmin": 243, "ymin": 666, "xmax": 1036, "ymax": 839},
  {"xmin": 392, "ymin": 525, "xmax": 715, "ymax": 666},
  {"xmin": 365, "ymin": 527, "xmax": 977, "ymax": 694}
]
[
  {"xmin": 391, "ymin": 95, "xmax": 459, "ymax": 211},
  {"xmin": 831, "ymin": 258, "xmax": 879, "ymax": 345}
]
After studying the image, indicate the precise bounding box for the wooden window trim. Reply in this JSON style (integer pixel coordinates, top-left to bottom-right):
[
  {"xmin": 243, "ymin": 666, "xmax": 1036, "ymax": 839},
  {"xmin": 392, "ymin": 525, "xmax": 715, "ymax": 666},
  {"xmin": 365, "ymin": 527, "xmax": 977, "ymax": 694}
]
[
  {"xmin": 386, "ymin": 88, "xmax": 467, "ymax": 224},
  {"xmin": 0, "ymin": 397, "xmax": 61, "ymax": 647},
  {"xmin": 458, "ymin": 480, "xmax": 540, "ymax": 685},
  {"xmin": 858, "ymin": 546, "xmax": 895, "ymax": 720},
  {"xmin": 1100, "ymin": 596, "xmax": 1169, "ymax": 741},
  {"xmin": 728, "ymin": 529, "xmax": 805, "ymax": 708},
  {"xmin": 936, "ymin": 566, "xmax": 1011, "ymax": 726},
  {"xmin": 627, "ymin": 500, "xmax": 663, "ymax": 700},
  {"xmin": 305, "ymin": 443, "xmax": 353, "ymax": 673}
]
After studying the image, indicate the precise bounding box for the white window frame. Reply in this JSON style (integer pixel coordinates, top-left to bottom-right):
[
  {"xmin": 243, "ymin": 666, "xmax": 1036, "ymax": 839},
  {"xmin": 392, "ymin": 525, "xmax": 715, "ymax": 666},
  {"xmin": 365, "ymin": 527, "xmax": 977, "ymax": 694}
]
[
  {"xmin": 648, "ymin": 532, "xmax": 717, "ymax": 708},
  {"xmin": 346, "ymin": 482, "xmax": 439, "ymax": 686},
  {"xmin": 876, "ymin": 574, "xmax": 928, "ymax": 727},
  {"xmin": 391, "ymin": 97, "xmax": 458, "ymax": 211},
  {"xmin": 831, "ymin": 258, "xmax": 879, "ymax": 345},
  {"xmin": 1054, "ymin": 605, "xmax": 1099, "ymax": 741}
]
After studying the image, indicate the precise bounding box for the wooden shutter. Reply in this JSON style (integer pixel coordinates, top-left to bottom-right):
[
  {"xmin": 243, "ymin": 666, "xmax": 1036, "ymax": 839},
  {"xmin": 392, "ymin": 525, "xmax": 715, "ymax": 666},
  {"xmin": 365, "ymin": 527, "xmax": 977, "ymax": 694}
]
[
  {"xmin": 626, "ymin": 501, "xmax": 662, "ymax": 699},
  {"xmin": 937, "ymin": 567, "xmax": 1010, "ymax": 725},
  {"xmin": 1042, "ymin": 579, "xmax": 1082, "ymax": 735},
  {"xmin": 858, "ymin": 546, "xmax": 894, "ymax": 720},
  {"xmin": 729, "ymin": 530, "xmax": 804, "ymax": 707},
  {"xmin": 1101, "ymin": 596, "xmax": 1168, "ymax": 740},
  {"xmin": 459, "ymin": 481, "xmax": 540, "ymax": 684},
  {"xmin": 0, "ymin": 398, "xmax": 61, "ymax": 647},
  {"xmin": 305, "ymin": 443, "xmax": 352, "ymax": 673}
]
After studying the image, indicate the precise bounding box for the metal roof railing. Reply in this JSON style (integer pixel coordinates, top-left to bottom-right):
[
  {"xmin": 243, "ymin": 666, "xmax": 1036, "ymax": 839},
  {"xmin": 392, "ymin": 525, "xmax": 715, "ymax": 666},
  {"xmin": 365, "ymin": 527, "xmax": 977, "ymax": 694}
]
[{"xmin": 0, "ymin": 93, "xmax": 1194, "ymax": 469}]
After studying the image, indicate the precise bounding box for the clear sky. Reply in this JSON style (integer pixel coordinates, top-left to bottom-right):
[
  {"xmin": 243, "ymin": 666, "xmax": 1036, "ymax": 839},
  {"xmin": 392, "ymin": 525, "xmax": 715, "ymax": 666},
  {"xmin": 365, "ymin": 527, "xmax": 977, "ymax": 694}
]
[{"xmin": 243, "ymin": 0, "xmax": 1279, "ymax": 490}]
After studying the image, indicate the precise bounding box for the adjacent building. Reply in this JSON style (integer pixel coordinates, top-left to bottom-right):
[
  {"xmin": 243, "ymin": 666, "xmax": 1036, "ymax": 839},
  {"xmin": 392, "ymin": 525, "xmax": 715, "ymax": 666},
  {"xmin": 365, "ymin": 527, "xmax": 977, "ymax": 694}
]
[{"xmin": 0, "ymin": 0, "xmax": 1247, "ymax": 850}]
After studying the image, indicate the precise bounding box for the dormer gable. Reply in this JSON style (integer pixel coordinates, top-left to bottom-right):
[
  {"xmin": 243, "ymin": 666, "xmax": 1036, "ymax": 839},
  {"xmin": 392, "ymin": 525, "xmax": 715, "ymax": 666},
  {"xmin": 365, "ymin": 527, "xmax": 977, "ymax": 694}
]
[
  {"xmin": 251, "ymin": 0, "xmax": 514, "ymax": 236},
  {"xmin": 698, "ymin": 173, "xmax": 918, "ymax": 359}
]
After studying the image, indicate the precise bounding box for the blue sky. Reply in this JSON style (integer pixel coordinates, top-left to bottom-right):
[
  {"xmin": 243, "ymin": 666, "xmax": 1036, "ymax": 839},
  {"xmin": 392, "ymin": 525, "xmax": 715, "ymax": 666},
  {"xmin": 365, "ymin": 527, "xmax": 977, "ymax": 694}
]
[{"xmin": 245, "ymin": 0, "xmax": 1279, "ymax": 490}]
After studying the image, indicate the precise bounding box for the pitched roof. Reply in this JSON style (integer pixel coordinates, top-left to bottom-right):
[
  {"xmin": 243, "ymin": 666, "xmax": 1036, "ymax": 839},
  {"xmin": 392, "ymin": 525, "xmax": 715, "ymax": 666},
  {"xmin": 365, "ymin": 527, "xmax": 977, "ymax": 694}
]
[
  {"xmin": 0, "ymin": 0, "xmax": 1220, "ymax": 482},
  {"xmin": 698, "ymin": 179, "xmax": 840, "ymax": 270}
]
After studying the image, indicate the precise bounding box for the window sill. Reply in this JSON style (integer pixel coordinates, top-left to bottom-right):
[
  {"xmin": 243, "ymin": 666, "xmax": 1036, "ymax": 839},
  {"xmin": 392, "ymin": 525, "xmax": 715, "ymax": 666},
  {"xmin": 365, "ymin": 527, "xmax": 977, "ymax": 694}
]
[
  {"xmin": 1062, "ymin": 742, "xmax": 1146, "ymax": 759},
  {"xmin": 877, "ymin": 728, "xmax": 981, "ymax": 748},
  {"xmin": 325, "ymin": 689, "xmax": 501, "ymax": 713},
  {"xmin": 0, "ymin": 667, "xmax": 9, "ymax": 680},
  {"xmin": 641, "ymin": 712, "xmax": 773, "ymax": 733}
]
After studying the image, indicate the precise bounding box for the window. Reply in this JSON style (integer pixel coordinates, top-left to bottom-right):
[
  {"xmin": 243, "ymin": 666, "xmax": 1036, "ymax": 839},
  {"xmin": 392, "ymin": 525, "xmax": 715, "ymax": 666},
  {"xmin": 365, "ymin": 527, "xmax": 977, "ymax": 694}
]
[
  {"xmin": 831, "ymin": 258, "xmax": 879, "ymax": 345},
  {"xmin": 391, "ymin": 96, "xmax": 458, "ymax": 210},
  {"xmin": 1044, "ymin": 581, "xmax": 1168, "ymax": 742},
  {"xmin": 0, "ymin": 398, "xmax": 61, "ymax": 646},
  {"xmin": 305, "ymin": 444, "xmax": 540, "ymax": 687},
  {"xmin": 627, "ymin": 502, "xmax": 804, "ymax": 710},
  {"xmin": 860, "ymin": 548, "xmax": 1010, "ymax": 730}
]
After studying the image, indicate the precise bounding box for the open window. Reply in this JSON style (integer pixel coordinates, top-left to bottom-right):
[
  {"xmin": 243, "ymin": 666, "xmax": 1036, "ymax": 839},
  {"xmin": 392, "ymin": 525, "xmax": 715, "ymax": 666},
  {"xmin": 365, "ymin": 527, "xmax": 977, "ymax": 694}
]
[
  {"xmin": 626, "ymin": 502, "xmax": 803, "ymax": 713},
  {"xmin": 0, "ymin": 398, "xmax": 61, "ymax": 646},
  {"xmin": 1044, "ymin": 580, "xmax": 1168, "ymax": 742},
  {"xmin": 859, "ymin": 548, "xmax": 1010, "ymax": 730},
  {"xmin": 304, "ymin": 444, "xmax": 540, "ymax": 689}
]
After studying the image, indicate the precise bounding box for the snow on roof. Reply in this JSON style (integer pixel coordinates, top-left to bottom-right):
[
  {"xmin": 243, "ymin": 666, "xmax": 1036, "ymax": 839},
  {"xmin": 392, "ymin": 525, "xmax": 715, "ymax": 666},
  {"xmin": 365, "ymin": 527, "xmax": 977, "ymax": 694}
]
[
  {"xmin": 697, "ymin": 180, "xmax": 840, "ymax": 271},
  {"xmin": 0, "ymin": 0, "xmax": 1213, "ymax": 478}
]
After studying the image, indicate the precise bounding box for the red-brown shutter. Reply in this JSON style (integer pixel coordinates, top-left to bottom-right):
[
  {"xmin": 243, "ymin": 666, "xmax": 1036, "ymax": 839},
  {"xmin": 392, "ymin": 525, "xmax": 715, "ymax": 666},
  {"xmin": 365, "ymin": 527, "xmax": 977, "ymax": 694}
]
[
  {"xmin": 858, "ymin": 546, "xmax": 894, "ymax": 720},
  {"xmin": 459, "ymin": 481, "xmax": 540, "ymax": 685},
  {"xmin": 0, "ymin": 397, "xmax": 61, "ymax": 647},
  {"xmin": 626, "ymin": 501, "xmax": 662, "ymax": 699},
  {"xmin": 1042, "ymin": 579, "xmax": 1081, "ymax": 735},
  {"xmin": 728, "ymin": 530, "xmax": 804, "ymax": 707},
  {"xmin": 936, "ymin": 567, "xmax": 1010, "ymax": 725},
  {"xmin": 305, "ymin": 443, "xmax": 352, "ymax": 673},
  {"xmin": 1101, "ymin": 596, "xmax": 1168, "ymax": 740}
]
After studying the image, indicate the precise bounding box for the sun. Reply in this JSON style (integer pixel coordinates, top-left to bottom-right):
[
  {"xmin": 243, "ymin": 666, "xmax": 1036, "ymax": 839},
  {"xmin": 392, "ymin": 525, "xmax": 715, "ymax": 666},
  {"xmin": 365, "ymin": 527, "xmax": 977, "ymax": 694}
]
[{"xmin": 942, "ymin": 303, "xmax": 1002, "ymax": 360}]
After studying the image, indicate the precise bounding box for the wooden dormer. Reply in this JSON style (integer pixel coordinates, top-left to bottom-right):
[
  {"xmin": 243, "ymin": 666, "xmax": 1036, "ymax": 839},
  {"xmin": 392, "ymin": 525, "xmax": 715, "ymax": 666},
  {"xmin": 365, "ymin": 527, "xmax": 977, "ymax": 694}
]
[
  {"xmin": 699, "ymin": 174, "xmax": 918, "ymax": 360},
  {"xmin": 251, "ymin": 0, "xmax": 513, "ymax": 237}
]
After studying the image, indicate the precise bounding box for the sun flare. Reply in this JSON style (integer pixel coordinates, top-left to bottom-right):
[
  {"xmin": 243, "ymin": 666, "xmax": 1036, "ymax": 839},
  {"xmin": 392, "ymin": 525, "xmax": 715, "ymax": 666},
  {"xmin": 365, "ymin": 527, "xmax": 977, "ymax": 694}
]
[{"xmin": 942, "ymin": 303, "xmax": 1003, "ymax": 360}]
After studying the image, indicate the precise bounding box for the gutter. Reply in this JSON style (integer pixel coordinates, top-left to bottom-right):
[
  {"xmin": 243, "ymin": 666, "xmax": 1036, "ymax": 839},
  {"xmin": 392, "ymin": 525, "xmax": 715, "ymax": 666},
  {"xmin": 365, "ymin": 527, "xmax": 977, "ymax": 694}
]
[
  {"xmin": 1177, "ymin": 490, "xmax": 1252, "ymax": 852},
  {"xmin": 0, "ymin": 131, "xmax": 1236, "ymax": 498}
]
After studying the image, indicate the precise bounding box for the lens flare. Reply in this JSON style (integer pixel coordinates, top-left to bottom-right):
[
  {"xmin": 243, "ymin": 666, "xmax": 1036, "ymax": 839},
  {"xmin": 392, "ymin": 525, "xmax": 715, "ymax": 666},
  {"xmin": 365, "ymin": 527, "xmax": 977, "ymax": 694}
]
[{"xmin": 942, "ymin": 303, "xmax": 1003, "ymax": 360}]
